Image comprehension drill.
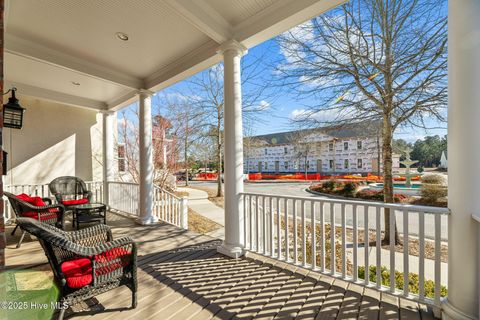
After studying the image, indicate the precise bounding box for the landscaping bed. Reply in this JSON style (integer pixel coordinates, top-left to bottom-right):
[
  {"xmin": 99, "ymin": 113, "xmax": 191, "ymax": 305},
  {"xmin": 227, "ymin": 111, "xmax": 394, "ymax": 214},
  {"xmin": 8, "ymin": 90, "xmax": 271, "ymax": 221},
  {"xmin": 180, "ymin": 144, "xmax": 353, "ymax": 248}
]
[{"xmin": 309, "ymin": 179, "xmax": 447, "ymax": 207}]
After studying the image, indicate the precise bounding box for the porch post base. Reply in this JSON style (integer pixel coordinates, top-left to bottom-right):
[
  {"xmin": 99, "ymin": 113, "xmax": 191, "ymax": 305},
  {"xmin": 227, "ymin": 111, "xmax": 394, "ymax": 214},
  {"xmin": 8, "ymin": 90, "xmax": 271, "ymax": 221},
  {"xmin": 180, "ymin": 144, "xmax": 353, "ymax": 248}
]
[
  {"xmin": 442, "ymin": 300, "xmax": 476, "ymax": 320},
  {"xmin": 217, "ymin": 242, "xmax": 244, "ymax": 259},
  {"xmin": 136, "ymin": 215, "xmax": 159, "ymax": 225}
]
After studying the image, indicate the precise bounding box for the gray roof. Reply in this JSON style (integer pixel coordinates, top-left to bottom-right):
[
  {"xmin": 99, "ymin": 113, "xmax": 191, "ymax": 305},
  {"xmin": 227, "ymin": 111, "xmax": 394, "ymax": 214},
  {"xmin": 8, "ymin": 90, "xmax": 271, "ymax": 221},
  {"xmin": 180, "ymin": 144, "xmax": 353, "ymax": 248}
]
[{"xmin": 247, "ymin": 121, "xmax": 381, "ymax": 146}]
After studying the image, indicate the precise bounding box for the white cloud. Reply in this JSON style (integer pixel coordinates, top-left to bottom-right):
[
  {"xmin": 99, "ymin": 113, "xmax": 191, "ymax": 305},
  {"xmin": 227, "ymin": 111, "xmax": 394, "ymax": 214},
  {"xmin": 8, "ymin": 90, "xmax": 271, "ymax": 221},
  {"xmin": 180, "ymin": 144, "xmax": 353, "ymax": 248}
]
[
  {"xmin": 289, "ymin": 107, "xmax": 356, "ymax": 123},
  {"xmin": 257, "ymin": 100, "xmax": 270, "ymax": 110}
]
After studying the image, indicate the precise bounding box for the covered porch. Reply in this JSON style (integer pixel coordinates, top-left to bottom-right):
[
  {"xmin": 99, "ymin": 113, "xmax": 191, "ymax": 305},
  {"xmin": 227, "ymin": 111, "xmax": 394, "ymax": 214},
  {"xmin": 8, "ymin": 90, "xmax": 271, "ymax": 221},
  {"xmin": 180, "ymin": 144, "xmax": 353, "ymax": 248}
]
[
  {"xmin": 1, "ymin": 0, "xmax": 479, "ymax": 320},
  {"xmin": 4, "ymin": 211, "xmax": 435, "ymax": 319}
]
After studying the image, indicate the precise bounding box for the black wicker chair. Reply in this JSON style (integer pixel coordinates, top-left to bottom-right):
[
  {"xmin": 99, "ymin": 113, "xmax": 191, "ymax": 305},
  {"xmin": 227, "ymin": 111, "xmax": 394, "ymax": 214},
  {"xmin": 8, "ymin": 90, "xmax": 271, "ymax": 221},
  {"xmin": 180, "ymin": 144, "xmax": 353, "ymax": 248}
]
[
  {"xmin": 4, "ymin": 191, "xmax": 65, "ymax": 248},
  {"xmin": 48, "ymin": 176, "xmax": 93, "ymax": 211},
  {"xmin": 16, "ymin": 217, "xmax": 137, "ymax": 320}
]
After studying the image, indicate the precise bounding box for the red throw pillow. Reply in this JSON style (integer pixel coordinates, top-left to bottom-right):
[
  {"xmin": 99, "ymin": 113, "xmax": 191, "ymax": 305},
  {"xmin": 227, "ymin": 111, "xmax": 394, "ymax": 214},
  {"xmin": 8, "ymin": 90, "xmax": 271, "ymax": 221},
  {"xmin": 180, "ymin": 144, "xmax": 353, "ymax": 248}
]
[
  {"xmin": 16, "ymin": 193, "xmax": 32, "ymax": 202},
  {"xmin": 62, "ymin": 198, "xmax": 89, "ymax": 206},
  {"xmin": 60, "ymin": 258, "xmax": 93, "ymax": 289}
]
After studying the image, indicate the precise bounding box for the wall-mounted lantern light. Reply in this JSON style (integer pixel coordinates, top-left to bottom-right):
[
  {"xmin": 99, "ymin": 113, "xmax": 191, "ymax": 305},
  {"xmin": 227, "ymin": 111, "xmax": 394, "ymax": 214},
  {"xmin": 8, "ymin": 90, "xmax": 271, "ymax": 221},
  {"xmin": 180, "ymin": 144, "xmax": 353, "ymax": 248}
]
[{"xmin": 3, "ymin": 87, "xmax": 25, "ymax": 129}]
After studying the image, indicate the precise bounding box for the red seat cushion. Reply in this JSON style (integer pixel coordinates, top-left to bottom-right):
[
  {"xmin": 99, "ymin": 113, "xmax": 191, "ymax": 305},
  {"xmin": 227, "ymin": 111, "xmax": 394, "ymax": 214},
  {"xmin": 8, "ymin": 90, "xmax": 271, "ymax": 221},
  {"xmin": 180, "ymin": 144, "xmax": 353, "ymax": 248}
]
[
  {"xmin": 60, "ymin": 258, "xmax": 93, "ymax": 289},
  {"xmin": 95, "ymin": 248, "xmax": 131, "ymax": 276},
  {"xmin": 62, "ymin": 198, "xmax": 89, "ymax": 206},
  {"xmin": 22, "ymin": 211, "xmax": 60, "ymax": 221}
]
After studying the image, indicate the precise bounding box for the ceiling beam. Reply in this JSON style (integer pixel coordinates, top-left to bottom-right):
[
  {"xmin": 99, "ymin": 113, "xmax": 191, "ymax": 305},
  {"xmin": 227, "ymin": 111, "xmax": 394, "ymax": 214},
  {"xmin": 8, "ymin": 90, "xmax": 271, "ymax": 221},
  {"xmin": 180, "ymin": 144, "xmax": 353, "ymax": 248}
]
[
  {"xmin": 6, "ymin": 34, "xmax": 144, "ymax": 90},
  {"xmin": 6, "ymin": 81, "xmax": 107, "ymax": 110},
  {"xmin": 234, "ymin": 0, "xmax": 347, "ymax": 48},
  {"xmin": 163, "ymin": 0, "xmax": 232, "ymax": 43},
  {"xmin": 145, "ymin": 40, "xmax": 221, "ymax": 92}
]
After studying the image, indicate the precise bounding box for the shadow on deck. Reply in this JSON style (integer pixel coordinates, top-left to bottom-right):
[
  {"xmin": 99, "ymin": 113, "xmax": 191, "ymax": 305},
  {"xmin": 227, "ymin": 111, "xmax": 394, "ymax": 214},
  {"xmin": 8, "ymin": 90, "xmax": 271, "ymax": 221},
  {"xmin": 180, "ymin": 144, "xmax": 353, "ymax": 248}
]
[{"xmin": 3, "ymin": 212, "xmax": 437, "ymax": 320}]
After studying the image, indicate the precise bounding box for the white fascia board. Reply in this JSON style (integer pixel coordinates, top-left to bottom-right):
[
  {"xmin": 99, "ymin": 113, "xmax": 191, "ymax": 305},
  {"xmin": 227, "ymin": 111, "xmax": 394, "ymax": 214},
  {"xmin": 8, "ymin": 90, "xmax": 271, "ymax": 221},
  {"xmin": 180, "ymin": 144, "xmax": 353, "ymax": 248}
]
[
  {"xmin": 163, "ymin": 0, "xmax": 232, "ymax": 43},
  {"xmin": 6, "ymin": 81, "xmax": 107, "ymax": 110},
  {"xmin": 234, "ymin": 0, "xmax": 347, "ymax": 48},
  {"xmin": 144, "ymin": 40, "xmax": 221, "ymax": 92}
]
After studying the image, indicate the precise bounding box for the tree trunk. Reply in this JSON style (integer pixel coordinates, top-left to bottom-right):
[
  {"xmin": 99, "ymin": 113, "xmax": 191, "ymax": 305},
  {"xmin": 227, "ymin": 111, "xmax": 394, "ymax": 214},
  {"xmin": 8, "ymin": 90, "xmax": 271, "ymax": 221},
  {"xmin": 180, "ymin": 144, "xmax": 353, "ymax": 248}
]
[
  {"xmin": 382, "ymin": 115, "xmax": 400, "ymax": 244},
  {"xmin": 216, "ymin": 111, "xmax": 223, "ymax": 197},
  {"xmin": 184, "ymin": 134, "xmax": 189, "ymax": 187}
]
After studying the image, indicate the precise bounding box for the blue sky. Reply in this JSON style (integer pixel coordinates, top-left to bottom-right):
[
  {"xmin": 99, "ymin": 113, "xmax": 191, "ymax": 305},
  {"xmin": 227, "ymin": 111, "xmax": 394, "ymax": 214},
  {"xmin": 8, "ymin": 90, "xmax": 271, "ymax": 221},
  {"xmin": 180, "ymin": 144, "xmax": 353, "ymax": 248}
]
[{"xmin": 122, "ymin": 6, "xmax": 447, "ymax": 144}]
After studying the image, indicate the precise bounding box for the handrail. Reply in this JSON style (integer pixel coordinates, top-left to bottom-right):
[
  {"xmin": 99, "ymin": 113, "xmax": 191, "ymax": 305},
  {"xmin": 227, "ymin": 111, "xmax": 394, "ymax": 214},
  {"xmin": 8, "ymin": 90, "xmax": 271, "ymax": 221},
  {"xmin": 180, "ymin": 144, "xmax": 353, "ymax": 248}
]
[{"xmin": 240, "ymin": 191, "xmax": 450, "ymax": 215}]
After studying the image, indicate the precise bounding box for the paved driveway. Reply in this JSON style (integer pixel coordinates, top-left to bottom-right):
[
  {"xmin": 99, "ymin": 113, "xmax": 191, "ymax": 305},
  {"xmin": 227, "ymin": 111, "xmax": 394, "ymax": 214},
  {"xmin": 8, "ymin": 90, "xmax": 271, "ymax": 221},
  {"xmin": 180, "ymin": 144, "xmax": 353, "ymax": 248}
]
[{"xmin": 185, "ymin": 181, "xmax": 448, "ymax": 240}]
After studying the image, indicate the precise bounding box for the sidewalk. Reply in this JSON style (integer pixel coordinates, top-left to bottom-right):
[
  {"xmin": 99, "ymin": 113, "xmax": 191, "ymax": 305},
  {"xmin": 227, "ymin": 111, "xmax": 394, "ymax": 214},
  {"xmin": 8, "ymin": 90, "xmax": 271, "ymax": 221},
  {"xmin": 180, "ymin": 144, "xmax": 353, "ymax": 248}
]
[{"xmin": 178, "ymin": 187, "xmax": 225, "ymax": 239}]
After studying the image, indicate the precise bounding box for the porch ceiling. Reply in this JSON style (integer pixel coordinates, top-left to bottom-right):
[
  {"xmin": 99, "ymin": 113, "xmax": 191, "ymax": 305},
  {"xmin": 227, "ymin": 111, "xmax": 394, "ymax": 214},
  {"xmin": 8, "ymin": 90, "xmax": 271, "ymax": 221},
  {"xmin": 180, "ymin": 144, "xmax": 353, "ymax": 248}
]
[{"xmin": 4, "ymin": 0, "xmax": 344, "ymax": 111}]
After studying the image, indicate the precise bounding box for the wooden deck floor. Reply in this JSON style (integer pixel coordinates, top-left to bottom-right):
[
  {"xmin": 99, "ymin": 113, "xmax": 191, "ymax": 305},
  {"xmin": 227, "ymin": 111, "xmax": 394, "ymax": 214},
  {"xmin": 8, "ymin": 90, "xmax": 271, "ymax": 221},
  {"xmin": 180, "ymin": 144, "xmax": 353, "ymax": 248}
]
[{"xmin": 4, "ymin": 213, "xmax": 437, "ymax": 320}]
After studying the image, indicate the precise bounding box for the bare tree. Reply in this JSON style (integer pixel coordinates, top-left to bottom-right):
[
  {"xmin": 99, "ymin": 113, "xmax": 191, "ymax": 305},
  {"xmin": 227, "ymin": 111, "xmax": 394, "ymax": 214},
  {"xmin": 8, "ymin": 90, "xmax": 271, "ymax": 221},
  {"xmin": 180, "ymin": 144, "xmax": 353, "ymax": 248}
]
[
  {"xmin": 287, "ymin": 130, "xmax": 314, "ymax": 178},
  {"xmin": 187, "ymin": 51, "xmax": 277, "ymax": 197},
  {"xmin": 275, "ymin": 0, "xmax": 447, "ymax": 243},
  {"xmin": 163, "ymin": 95, "xmax": 208, "ymax": 186},
  {"xmin": 118, "ymin": 105, "xmax": 180, "ymax": 190}
]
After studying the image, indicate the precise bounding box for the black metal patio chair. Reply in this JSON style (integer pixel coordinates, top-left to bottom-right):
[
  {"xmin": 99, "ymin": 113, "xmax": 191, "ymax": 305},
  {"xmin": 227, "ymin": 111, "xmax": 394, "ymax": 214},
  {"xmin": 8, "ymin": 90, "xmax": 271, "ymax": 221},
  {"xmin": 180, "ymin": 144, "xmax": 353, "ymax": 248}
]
[
  {"xmin": 15, "ymin": 217, "xmax": 137, "ymax": 320},
  {"xmin": 4, "ymin": 191, "xmax": 65, "ymax": 248},
  {"xmin": 48, "ymin": 176, "xmax": 93, "ymax": 211}
]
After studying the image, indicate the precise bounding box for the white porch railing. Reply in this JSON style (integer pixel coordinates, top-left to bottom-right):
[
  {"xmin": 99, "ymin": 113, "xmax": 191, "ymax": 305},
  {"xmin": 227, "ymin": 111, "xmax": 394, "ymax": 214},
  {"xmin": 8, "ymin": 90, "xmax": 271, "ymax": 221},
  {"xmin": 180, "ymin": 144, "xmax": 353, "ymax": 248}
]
[
  {"xmin": 3, "ymin": 181, "xmax": 104, "ymax": 223},
  {"xmin": 107, "ymin": 181, "xmax": 188, "ymax": 229},
  {"xmin": 4, "ymin": 181, "xmax": 187, "ymax": 229},
  {"xmin": 242, "ymin": 192, "xmax": 450, "ymax": 312}
]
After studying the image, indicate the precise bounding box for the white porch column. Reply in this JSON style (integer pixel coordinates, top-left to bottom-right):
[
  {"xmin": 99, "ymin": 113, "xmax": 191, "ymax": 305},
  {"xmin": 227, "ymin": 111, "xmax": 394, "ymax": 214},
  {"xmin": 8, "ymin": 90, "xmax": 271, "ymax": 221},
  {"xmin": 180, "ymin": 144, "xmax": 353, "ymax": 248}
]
[
  {"xmin": 217, "ymin": 40, "xmax": 247, "ymax": 258},
  {"xmin": 101, "ymin": 110, "xmax": 116, "ymax": 205},
  {"xmin": 137, "ymin": 89, "xmax": 157, "ymax": 225},
  {"xmin": 443, "ymin": 1, "xmax": 480, "ymax": 319}
]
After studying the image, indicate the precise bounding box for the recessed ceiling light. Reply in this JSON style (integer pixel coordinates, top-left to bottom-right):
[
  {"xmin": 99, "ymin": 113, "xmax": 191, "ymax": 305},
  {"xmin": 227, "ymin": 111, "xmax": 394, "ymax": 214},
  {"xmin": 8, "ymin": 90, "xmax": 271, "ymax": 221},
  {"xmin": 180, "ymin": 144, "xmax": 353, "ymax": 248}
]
[
  {"xmin": 115, "ymin": 32, "xmax": 129, "ymax": 41},
  {"xmin": 71, "ymin": 81, "xmax": 80, "ymax": 86}
]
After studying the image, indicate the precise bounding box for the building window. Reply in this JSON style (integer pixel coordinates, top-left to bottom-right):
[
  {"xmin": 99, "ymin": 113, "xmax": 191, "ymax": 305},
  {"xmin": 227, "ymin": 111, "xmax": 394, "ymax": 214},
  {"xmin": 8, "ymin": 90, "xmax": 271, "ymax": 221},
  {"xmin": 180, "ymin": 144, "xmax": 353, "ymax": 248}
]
[
  {"xmin": 284, "ymin": 161, "xmax": 288, "ymax": 169},
  {"xmin": 118, "ymin": 144, "xmax": 126, "ymax": 172},
  {"xmin": 344, "ymin": 159, "xmax": 349, "ymax": 169},
  {"xmin": 329, "ymin": 143, "xmax": 334, "ymax": 152},
  {"xmin": 357, "ymin": 158, "xmax": 363, "ymax": 169},
  {"xmin": 344, "ymin": 142, "xmax": 349, "ymax": 150},
  {"xmin": 357, "ymin": 141, "xmax": 362, "ymax": 149},
  {"xmin": 265, "ymin": 148, "xmax": 268, "ymax": 155},
  {"xmin": 329, "ymin": 160, "xmax": 334, "ymax": 169},
  {"xmin": 284, "ymin": 147, "xmax": 288, "ymax": 154}
]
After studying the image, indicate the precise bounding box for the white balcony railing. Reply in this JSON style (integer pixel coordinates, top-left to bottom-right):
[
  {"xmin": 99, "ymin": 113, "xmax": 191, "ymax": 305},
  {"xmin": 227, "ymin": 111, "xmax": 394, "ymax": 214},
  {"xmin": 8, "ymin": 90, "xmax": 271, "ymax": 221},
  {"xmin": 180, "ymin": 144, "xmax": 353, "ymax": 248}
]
[
  {"xmin": 4, "ymin": 181, "xmax": 104, "ymax": 223},
  {"xmin": 242, "ymin": 192, "xmax": 450, "ymax": 312},
  {"xmin": 4, "ymin": 181, "xmax": 187, "ymax": 230},
  {"xmin": 108, "ymin": 181, "xmax": 188, "ymax": 229}
]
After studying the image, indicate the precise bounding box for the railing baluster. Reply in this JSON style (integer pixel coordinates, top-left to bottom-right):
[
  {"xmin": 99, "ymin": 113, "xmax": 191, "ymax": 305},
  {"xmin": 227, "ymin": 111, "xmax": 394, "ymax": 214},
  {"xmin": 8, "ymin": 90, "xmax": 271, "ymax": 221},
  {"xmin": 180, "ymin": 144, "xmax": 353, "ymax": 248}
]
[
  {"xmin": 320, "ymin": 201, "xmax": 325, "ymax": 272},
  {"xmin": 263, "ymin": 196, "xmax": 267, "ymax": 255},
  {"xmin": 364, "ymin": 205, "xmax": 369, "ymax": 286},
  {"xmin": 293, "ymin": 199, "xmax": 298, "ymax": 264},
  {"xmin": 256, "ymin": 195, "xmax": 260, "ymax": 251},
  {"xmin": 244, "ymin": 195, "xmax": 248, "ymax": 250},
  {"xmin": 419, "ymin": 212, "xmax": 425, "ymax": 300},
  {"xmin": 302, "ymin": 199, "xmax": 306, "ymax": 267},
  {"xmin": 390, "ymin": 208, "xmax": 396, "ymax": 293},
  {"xmin": 330, "ymin": 203, "xmax": 336, "ymax": 275},
  {"xmin": 341, "ymin": 203, "xmax": 346, "ymax": 278},
  {"xmin": 270, "ymin": 196, "xmax": 274, "ymax": 257},
  {"xmin": 277, "ymin": 197, "xmax": 281, "ymax": 259},
  {"xmin": 311, "ymin": 201, "xmax": 316, "ymax": 270},
  {"xmin": 434, "ymin": 213, "xmax": 441, "ymax": 307},
  {"xmin": 376, "ymin": 206, "xmax": 381, "ymax": 289},
  {"xmin": 285, "ymin": 198, "xmax": 289, "ymax": 262},
  {"xmin": 250, "ymin": 196, "xmax": 254, "ymax": 250},
  {"xmin": 403, "ymin": 209, "xmax": 409, "ymax": 296},
  {"xmin": 353, "ymin": 204, "xmax": 358, "ymax": 282}
]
